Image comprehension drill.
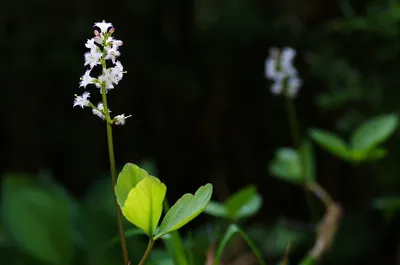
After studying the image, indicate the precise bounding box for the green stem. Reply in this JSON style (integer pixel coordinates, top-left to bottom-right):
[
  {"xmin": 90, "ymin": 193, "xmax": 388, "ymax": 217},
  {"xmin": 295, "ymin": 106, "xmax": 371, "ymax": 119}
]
[
  {"xmin": 284, "ymin": 95, "xmax": 318, "ymax": 223},
  {"xmin": 284, "ymin": 95, "xmax": 301, "ymax": 148},
  {"xmin": 100, "ymin": 44, "xmax": 129, "ymax": 265},
  {"xmin": 139, "ymin": 238, "xmax": 155, "ymax": 265}
]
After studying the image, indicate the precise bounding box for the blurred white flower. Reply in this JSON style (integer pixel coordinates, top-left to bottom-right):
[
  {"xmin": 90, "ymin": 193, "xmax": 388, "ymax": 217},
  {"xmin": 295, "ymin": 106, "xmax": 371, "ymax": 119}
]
[
  {"xmin": 265, "ymin": 47, "xmax": 302, "ymax": 98},
  {"xmin": 73, "ymin": 92, "xmax": 90, "ymax": 108}
]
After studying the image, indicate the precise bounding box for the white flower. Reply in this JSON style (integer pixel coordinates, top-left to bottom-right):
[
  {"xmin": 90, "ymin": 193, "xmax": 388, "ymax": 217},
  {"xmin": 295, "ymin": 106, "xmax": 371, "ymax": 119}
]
[
  {"xmin": 85, "ymin": 38, "xmax": 98, "ymax": 53},
  {"xmin": 94, "ymin": 21, "xmax": 113, "ymax": 34},
  {"xmin": 84, "ymin": 50, "xmax": 102, "ymax": 68},
  {"xmin": 265, "ymin": 47, "xmax": 302, "ymax": 98},
  {"xmin": 80, "ymin": 70, "xmax": 94, "ymax": 88},
  {"xmin": 114, "ymin": 114, "xmax": 127, "ymax": 125},
  {"xmin": 97, "ymin": 70, "xmax": 115, "ymax": 91},
  {"xmin": 105, "ymin": 46, "xmax": 120, "ymax": 64},
  {"xmin": 112, "ymin": 39, "xmax": 123, "ymax": 49},
  {"xmin": 93, "ymin": 36, "xmax": 103, "ymax": 45},
  {"xmin": 96, "ymin": 63, "xmax": 124, "ymax": 91},
  {"xmin": 92, "ymin": 102, "xmax": 111, "ymax": 120},
  {"xmin": 73, "ymin": 92, "xmax": 90, "ymax": 108},
  {"xmin": 115, "ymin": 61, "xmax": 123, "ymax": 71},
  {"xmin": 111, "ymin": 62, "xmax": 124, "ymax": 82}
]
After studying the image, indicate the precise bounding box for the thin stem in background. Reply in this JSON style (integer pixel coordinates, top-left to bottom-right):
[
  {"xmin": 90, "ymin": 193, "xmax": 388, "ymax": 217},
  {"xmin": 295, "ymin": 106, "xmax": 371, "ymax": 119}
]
[
  {"xmin": 138, "ymin": 238, "xmax": 155, "ymax": 265},
  {"xmin": 100, "ymin": 47, "xmax": 129, "ymax": 265},
  {"xmin": 284, "ymin": 95, "xmax": 319, "ymax": 223}
]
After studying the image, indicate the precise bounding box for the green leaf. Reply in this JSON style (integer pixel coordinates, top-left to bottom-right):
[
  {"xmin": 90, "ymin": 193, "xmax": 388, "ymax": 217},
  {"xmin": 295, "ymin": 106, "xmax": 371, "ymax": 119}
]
[
  {"xmin": 115, "ymin": 163, "xmax": 149, "ymax": 208},
  {"xmin": 154, "ymin": 184, "xmax": 213, "ymax": 239},
  {"xmin": 161, "ymin": 232, "xmax": 188, "ymax": 265},
  {"xmin": 161, "ymin": 199, "xmax": 188, "ymax": 265},
  {"xmin": 364, "ymin": 148, "xmax": 388, "ymax": 161},
  {"xmin": 309, "ymin": 129, "xmax": 350, "ymax": 160},
  {"xmin": 122, "ymin": 176, "xmax": 166, "ymax": 236},
  {"xmin": 299, "ymin": 255, "xmax": 316, "ymax": 265},
  {"xmin": 214, "ymin": 224, "xmax": 265, "ymax": 265},
  {"xmin": 203, "ymin": 201, "xmax": 227, "ymax": 218},
  {"xmin": 372, "ymin": 196, "xmax": 400, "ymax": 217},
  {"xmin": 149, "ymin": 249, "xmax": 174, "ymax": 265},
  {"xmin": 299, "ymin": 140, "xmax": 316, "ymax": 182},
  {"xmin": 269, "ymin": 148, "xmax": 301, "ymax": 178},
  {"xmin": 2, "ymin": 176, "xmax": 74, "ymax": 265},
  {"xmin": 225, "ymin": 186, "xmax": 262, "ymax": 220},
  {"xmin": 350, "ymin": 148, "xmax": 388, "ymax": 163},
  {"xmin": 262, "ymin": 222, "xmax": 307, "ymax": 256},
  {"xmin": 269, "ymin": 148, "xmax": 301, "ymax": 184},
  {"xmin": 351, "ymin": 113, "xmax": 399, "ymax": 150}
]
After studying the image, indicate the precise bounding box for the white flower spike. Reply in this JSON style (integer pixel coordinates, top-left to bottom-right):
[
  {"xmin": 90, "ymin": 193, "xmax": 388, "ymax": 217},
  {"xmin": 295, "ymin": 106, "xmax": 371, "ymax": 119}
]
[
  {"xmin": 73, "ymin": 21, "xmax": 130, "ymax": 126},
  {"xmin": 265, "ymin": 47, "xmax": 302, "ymax": 98}
]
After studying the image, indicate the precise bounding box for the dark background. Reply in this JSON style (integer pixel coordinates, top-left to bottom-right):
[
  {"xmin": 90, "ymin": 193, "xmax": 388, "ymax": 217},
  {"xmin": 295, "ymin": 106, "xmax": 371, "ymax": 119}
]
[{"xmin": 1, "ymin": 0, "xmax": 400, "ymax": 264}]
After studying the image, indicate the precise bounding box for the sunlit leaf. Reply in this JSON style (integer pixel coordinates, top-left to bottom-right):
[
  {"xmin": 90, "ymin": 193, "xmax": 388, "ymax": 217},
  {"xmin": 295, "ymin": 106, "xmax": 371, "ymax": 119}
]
[
  {"xmin": 122, "ymin": 176, "xmax": 166, "ymax": 236},
  {"xmin": 155, "ymin": 184, "xmax": 213, "ymax": 239},
  {"xmin": 115, "ymin": 163, "xmax": 149, "ymax": 208}
]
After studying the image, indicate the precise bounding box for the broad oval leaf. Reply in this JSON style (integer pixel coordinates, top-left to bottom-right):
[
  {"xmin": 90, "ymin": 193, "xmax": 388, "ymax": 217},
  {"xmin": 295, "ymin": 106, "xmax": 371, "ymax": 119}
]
[
  {"xmin": 122, "ymin": 176, "xmax": 166, "ymax": 236},
  {"xmin": 269, "ymin": 148, "xmax": 301, "ymax": 184},
  {"xmin": 115, "ymin": 163, "xmax": 149, "ymax": 208},
  {"xmin": 309, "ymin": 129, "xmax": 350, "ymax": 160},
  {"xmin": 2, "ymin": 176, "xmax": 74, "ymax": 265},
  {"xmin": 154, "ymin": 184, "xmax": 213, "ymax": 239},
  {"xmin": 203, "ymin": 201, "xmax": 227, "ymax": 218},
  {"xmin": 225, "ymin": 186, "xmax": 262, "ymax": 220},
  {"xmin": 351, "ymin": 113, "xmax": 399, "ymax": 150}
]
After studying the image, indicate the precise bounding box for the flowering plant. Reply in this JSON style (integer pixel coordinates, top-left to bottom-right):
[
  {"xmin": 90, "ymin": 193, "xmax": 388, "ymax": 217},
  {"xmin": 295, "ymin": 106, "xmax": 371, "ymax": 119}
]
[{"xmin": 73, "ymin": 21, "xmax": 213, "ymax": 265}]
